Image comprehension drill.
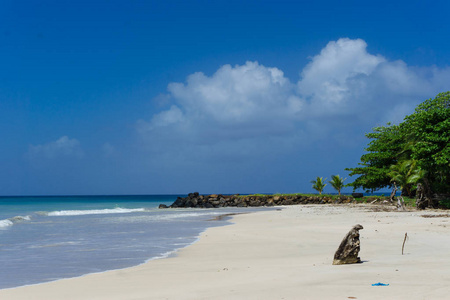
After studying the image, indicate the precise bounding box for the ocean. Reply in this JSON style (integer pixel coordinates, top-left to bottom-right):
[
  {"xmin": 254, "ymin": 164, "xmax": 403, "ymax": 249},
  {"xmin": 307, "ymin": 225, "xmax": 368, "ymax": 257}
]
[{"xmin": 0, "ymin": 195, "xmax": 268, "ymax": 289}]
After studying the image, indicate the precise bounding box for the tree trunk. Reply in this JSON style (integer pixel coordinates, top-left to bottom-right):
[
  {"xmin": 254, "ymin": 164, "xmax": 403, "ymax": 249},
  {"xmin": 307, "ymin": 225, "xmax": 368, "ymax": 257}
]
[
  {"xmin": 390, "ymin": 182, "xmax": 397, "ymax": 203},
  {"xmin": 416, "ymin": 178, "xmax": 437, "ymax": 209},
  {"xmin": 423, "ymin": 177, "xmax": 438, "ymax": 208}
]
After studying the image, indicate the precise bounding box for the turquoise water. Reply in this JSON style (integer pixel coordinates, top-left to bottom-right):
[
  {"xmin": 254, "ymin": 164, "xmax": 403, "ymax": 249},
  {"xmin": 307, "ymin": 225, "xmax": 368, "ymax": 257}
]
[{"xmin": 0, "ymin": 195, "xmax": 265, "ymax": 289}]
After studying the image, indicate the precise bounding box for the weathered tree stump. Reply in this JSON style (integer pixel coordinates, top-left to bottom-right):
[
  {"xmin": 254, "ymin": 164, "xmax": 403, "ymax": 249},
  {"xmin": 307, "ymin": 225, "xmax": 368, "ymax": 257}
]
[
  {"xmin": 333, "ymin": 224, "xmax": 363, "ymax": 265},
  {"xmin": 416, "ymin": 183, "xmax": 425, "ymax": 209},
  {"xmin": 416, "ymin": 181, "xmax": 440, "ymax": 209}
]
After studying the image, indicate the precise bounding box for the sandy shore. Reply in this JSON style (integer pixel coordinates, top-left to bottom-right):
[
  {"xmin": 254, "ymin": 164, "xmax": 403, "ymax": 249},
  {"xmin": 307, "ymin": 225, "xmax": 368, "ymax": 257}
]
[{"xmin": 2, "ymin": 204, "xmax": 450, "ymax": 299}]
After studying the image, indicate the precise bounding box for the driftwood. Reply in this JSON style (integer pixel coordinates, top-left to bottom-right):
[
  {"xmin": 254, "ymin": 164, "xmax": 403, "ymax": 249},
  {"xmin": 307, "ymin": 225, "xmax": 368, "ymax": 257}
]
[
  {"xmin": 390, "ymin": 182, "xmax": 398, "ymax": 203},
  {"xmin": 397, "ymin": 196, "xmax": 407, "ymax": 211},
  {"xmin": 333, "ymin": 224, "xmax": 364, "ymax": 265}
]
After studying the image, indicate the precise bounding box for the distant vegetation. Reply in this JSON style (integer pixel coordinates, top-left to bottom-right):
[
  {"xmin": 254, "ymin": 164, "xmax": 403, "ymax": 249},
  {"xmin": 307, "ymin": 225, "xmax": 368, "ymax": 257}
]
[
  {"xmin": 345, "ymin": 91, "xmax": 450, "ymax": 208},
  {"xmin": 310, "ymin": 177, "xmax": 327, "ymax": 195},
  {"xmin": 329, "ymin": 175, "xmax": 346, "ymax": 196}
]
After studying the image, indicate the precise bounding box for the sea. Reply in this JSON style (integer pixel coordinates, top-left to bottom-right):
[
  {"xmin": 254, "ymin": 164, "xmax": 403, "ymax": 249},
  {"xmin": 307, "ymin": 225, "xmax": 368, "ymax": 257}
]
[{"xmin": 0, "ymin": 195, "xmax": 269, "ymax": 290}]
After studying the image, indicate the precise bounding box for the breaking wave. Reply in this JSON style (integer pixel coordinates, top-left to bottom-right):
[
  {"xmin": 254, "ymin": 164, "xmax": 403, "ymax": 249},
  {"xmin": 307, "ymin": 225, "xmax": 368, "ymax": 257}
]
[
  {"xmin": 0, "ymin": 219, "xmax": 13, "ymax": 228},
  {"xmin": 46, "ymin": 207, "xmax": 146, "ymax": 216},
  {"xmin": 0, "ymin": 215, "xmax": 32, "ymax": 229}
]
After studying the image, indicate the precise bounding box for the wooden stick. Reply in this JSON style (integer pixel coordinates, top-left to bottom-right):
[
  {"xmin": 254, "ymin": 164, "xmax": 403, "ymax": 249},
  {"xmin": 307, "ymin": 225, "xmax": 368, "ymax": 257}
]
[{"xmin": 402, "ymin": 232, "xmax": 408, "ymax": 255}]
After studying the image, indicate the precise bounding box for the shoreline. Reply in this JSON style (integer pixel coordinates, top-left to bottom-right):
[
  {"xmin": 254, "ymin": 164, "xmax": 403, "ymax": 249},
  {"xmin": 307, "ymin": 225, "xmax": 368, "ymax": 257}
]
[
  {"xmin": 2, "ymin": 204, "xmax": 450, "ymax": 299},
  {"xmin": 0, "ymin": 208, "xmax": 245, "ymax": 291}
]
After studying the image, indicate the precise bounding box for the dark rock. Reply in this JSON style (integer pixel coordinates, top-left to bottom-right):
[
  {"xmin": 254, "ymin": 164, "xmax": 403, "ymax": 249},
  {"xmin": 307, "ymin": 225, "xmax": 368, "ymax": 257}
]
[
  {"xmin": 185, "ymin": 198, "xmax": 198, "ymax": 207},
  {"xmin": 168, "ymin": 192, "xmax": 364, "ymax": 209},
  {"xmin": 158, "ymin": 204, "xmax": 168, "ymax": 209},
  {"xmin": 352, "ymin": 193, "xmax": 364, "ymax": 198},
  {"xmin": 173, "ymin": 197, "xmax": 185, "ymax": 207},
  {"xmin": 281, "ymin": 199, "xmax": 293, "ymax": 205},
  {"xmin": 188, "ymin": 192, "xmax": 199, "ymax": 198},
  {"xmin": 249, "ymin": 200, "xmax": 261, "ymax": 206},
  {"xmin": 333, "ymin": 224, "xmax": 363, "ymax": 265}
]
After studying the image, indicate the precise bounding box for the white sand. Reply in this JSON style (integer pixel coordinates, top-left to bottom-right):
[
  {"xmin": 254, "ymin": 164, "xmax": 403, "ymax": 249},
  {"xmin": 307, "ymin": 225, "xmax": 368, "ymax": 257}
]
[{"xmin": 2, "ymin": 204, "xmax": 450, "ymax": 300}]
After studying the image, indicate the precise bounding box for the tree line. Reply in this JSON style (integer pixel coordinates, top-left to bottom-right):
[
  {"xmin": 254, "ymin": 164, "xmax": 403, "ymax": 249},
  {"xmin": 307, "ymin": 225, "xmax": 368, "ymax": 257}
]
[
  {"xmin": 345, "ymin": 91, "xmax": 450, "ymax": 208},
  {"xmin": 311, "ymin": 175, "xmax": 346, "ymax": 195}
]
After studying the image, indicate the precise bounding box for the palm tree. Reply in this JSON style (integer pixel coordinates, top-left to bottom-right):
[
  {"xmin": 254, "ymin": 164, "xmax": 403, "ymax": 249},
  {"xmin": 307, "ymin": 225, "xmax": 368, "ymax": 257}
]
[
  {"xmin": 311, "ymin": 177, "xmax": 327, "ymax": 195},
  {"xmin": 387, "ymin": 160, "xmax": 425, "ymax": 197},
  {"xmin": 329, "ymin": 175, "xmax": 346, "ymax": 196}
]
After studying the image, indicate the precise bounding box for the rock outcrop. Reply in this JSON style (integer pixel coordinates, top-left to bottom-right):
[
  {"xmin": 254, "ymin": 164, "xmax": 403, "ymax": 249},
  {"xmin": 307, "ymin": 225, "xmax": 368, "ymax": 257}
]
[
  {"xmin": 333, "ymin": 224, "xmax": 363, "ymax": 265},
  {"xmin": 162, "ymin": 192, "xmax": 355, "ymax": 209}
]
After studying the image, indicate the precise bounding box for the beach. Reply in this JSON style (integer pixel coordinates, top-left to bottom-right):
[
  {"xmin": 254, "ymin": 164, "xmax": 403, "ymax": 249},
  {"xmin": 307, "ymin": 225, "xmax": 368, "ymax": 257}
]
[{"xmin": 2, "ymin": 204, "xmax": 450, "ymax": 299}]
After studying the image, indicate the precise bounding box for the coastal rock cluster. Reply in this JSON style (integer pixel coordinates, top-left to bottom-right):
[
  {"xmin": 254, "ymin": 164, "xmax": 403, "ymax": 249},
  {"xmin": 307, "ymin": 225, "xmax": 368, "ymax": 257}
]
[{"xmin": 159, "ymin": 192, "xmax": 355, "ymax": 209}]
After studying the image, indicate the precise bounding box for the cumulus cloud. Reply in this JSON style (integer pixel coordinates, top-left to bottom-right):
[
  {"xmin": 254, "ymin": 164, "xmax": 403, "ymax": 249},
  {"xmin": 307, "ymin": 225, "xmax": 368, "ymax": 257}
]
[
  {"xmin": 298, "ymin": 38, "xmax": 385, "ymax": 105},
  {"xmin": 137, "ymin": 61, "xmax": 304, "ymax": 145},
  {"xmin": 27, "ymin": 136, "xmax": 84, "ymax": 160},
  {"xmin": 136, "ymin": 38, "xmax": 450, "ymax": 161},
  {"xmin": 166, "ymin": 61, "xmax": 300, "ymax": 123},
  {"xmin": 298, "ymin": 38, "xmax": 450, "ymax": 120}
]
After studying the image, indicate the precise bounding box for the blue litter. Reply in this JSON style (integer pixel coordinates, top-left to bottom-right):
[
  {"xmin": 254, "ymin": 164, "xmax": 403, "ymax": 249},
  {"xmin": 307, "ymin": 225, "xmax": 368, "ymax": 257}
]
[{"xmin": 372, "ymin": 282, "xmax": 389, "ymax": 286}]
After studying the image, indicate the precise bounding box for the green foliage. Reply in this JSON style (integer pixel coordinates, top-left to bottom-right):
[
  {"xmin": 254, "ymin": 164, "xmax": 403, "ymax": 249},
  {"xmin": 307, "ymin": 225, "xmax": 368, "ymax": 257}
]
[
  {"xmin": 387, "ymin": 160, "xmax": 425, "ymax": 197},
  {"xmin": 329, "ymin": 175, "xmax": 346, "ymax": 195},
  {"xmin": 402, "ymin": 91, "xmax": 450, "ymax": 193},
  {"xmin": 345, "ymin": 124, "xmax": 404, "ymax": 191},
  {"xmin": 346, "ymin": 91, "xmax": 450, "ymax": 197},
  {"xmin": 440, "ymin": 198, "xmax": 450, "ymax": 209},
  {"xmin": 311, "ymin": 177, "xmax": 327, "ymax": 195}
]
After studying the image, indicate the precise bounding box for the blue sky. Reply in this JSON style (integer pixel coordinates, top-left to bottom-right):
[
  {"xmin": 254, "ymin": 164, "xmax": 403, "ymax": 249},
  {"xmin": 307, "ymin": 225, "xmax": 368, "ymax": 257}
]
[{"xmin": 1, "ymin": 0, "xmax": 449, "ymax": 195}]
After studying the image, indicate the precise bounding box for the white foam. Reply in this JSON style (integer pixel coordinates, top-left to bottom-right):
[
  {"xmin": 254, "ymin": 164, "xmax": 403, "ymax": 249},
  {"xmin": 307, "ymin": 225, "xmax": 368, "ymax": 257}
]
[
  {"xmin": 0, "ymin": 215, "xmax": 32, "ymax": 229},
  {"xmin": 0, "ymin": 219, "xmax": 13, "ymax": 228},
  {"xmin": 29, "ymin": 241, "xmax": 82, "ymax": 249},
  {"xmin": 10, "ymin": 215, "xmax": 31, "ymax": 222},
  {"xmin": 156, "ymin": 211, "xmax": 223, "ymax": 220},
  {"xmin": 102, "ymin": 211, "xmax": 225, "ymax": 224},
  {"xmin": 47, "ymin": 207, "xmax": 146, "ymax": 216}
]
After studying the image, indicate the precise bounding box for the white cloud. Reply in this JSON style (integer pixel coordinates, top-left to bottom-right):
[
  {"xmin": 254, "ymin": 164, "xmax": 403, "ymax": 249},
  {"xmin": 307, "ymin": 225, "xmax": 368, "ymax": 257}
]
[
  {"xmin": 136, "ymin": 38, "xmax": 450, "ymax": 160},
  {"xmin": 137, "ymin": 105, "xmax": 184, "ymax": 133},
  {"xmin": 298, "ymin": 38, "xmax": 385, "ymax": 104},
  {"xmin": 137, "ymin": 61, "xmax": 304, "ymax": 145},
  {"xmin": 166, "ymin": 61, "xmax": 299, "ymax": 123},
  {"xmin": 296, "ymin": 38, "xmax": 450, "ymax": 121},
  {"xmin": 27, "ymin": 136, "xmax": 84, "ymax": 160}
]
